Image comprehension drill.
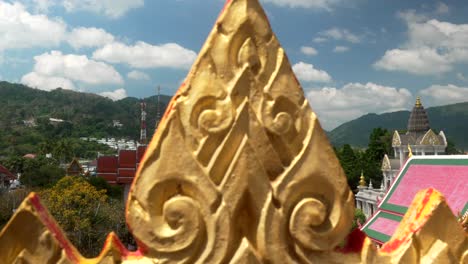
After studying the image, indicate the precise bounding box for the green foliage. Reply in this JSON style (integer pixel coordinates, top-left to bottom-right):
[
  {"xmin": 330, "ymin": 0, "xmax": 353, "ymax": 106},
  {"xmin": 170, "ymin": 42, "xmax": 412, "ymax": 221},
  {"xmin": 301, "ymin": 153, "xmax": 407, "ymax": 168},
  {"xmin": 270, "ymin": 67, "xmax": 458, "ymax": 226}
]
[
  {"xmin": 336, "ymin": 128, "xmax": 391, "ymax": 190},
  {"xmin": 41, "ymin": 176, "xmax": 129, "ymax": 257},
  {"xmin": 20, "ymin": 157, "xmax": 65, "ymax": 188},
  {"xmin": 352, "ymin": 208, "xmax": 366, "ymax": 230},
  {"xmin": 0, "ymin": 81, "xmax": 171, "ymax": 158},
  {"xmin": 446, "ymin": 138, "xmax": 463, "ymax": 154},
  {"xmin": 0, "ymin": 188, "xmax": 30, "ymax": 229},
  {"xmin": 362, "ymin": 128, "xmax": 391, "ymax": 187},
  {"xmin": 87, "ymin": 176, "xmax": 123, "ymax": 199},
  {"xmin": 338, "ymin": 144, "xmax": 360, "ymax": 191},
  {"xmin": 0, "ymin": 156, "xmax": 65, "ymax": 188}
]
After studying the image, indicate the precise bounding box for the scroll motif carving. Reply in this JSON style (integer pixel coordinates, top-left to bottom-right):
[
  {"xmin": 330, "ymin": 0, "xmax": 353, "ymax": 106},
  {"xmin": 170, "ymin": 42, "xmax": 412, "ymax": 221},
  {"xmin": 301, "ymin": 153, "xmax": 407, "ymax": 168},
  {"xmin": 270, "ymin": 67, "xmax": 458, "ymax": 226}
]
[
  {"xmin": 129, "ymin": 0, "xmax": 353, "ymax": 262},
  {"xmin": 392, "ymin": 130, "xmax": 401, "ymax": 147},
  {"xmin": 0, "ymin": 0, "xmax": 466, "ymax": 263},
  {"xmin": 420, "ymin": 129, "xmax": 441, "ymax": 145}
]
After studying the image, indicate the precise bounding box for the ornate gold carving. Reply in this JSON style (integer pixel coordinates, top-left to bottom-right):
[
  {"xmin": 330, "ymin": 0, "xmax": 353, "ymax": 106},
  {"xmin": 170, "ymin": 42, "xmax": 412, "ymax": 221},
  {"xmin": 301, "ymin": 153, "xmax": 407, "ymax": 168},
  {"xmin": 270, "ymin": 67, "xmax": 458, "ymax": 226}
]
[
  {"xmin": 381, "ymin": 154, "xmax": 391, "ymax": 171},
  {"xmin": 378, "ymin": 189, "xmax": 468, "ymax": 263},
  {"xmin": 392, "ymin": 130, "xmax": 401, "ymax": 147},
  {"xmin": 0, "ymin": 0, "xmax": 467, "ymax": 263},
  {"xmin": 128, "ymin": 0, "xmax": 352, "ymax": 262},
  {"xmin": 359, "ymin": 171, "xmax": 367, "ymax": 187},
  {"xmin": 420, "ymin": 129, "xmax": 441, "ymax": 145}
]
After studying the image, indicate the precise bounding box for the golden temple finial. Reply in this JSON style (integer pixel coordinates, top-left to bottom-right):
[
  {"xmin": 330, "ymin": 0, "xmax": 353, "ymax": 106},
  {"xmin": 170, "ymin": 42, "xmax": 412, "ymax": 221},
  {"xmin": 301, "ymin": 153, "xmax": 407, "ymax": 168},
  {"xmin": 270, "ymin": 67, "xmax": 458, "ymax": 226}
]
[
  {"xmin": 415, "ymin": 96, "xmax": 422, "ymax": 107},
  {"xmin": 0, "ymin": 0, "xmax": 467, "ymax": 263},
  {"xmin": 359, "ymin": 170, "xmax": 366, "ymax": 187}
]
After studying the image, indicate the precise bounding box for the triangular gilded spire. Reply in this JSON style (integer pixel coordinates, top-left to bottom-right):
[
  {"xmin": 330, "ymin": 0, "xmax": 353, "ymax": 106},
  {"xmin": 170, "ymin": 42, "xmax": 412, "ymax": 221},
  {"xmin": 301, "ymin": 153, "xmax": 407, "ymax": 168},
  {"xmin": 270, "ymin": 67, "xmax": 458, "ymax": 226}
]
[{"xmin": 127, "ymin": 0, "xmax": 354, "ymax": 262}]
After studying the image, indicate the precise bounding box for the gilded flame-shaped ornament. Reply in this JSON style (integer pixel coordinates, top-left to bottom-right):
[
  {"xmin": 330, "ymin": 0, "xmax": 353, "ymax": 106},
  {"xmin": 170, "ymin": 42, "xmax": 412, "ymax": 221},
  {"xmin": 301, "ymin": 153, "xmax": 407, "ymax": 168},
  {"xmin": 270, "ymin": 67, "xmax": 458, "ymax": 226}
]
[
  {"xmin": 127, "ymin": 0, "xmax": 353, "ymax": 262},
  {"xmin": 0, "ymin": 0, "xmax": 466, "ymax": 263}
]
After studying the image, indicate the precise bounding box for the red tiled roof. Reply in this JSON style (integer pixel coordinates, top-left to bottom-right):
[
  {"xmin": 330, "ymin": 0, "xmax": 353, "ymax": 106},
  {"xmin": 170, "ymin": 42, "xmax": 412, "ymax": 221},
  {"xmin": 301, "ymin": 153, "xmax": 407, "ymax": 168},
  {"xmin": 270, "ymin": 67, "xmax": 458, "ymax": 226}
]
[
  {"xmin": 137, "ymin": 146, "xmax": 147, "ymax": 163},
  {"xmin": 23, "ymin": 153, "xmax": 36, "ymax": 159},
  {"xmin": 0, "ymin": 165, "xmax": 16, "ymax": 181},
  {"xmin": 97, "ymin": 146, "xmax": 148, "ymax": 185},
  {"xmin": 97, "ymin": 173, "xmax": 117, "ymax": 185},
  {"xmin": 118, "ymin": 150, "xmax": 136, "ymax": 168},
  {"xmin": 97, "ymin": 156, "xmax": 118, "ymax": 173}
]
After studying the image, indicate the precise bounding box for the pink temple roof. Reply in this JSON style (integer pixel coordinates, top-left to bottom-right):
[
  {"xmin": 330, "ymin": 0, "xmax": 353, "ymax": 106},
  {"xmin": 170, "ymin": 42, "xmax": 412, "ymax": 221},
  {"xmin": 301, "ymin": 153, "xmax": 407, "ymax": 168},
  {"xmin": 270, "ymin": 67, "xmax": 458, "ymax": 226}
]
[{"xmin": 362, "ymin": 156, "xmax": 468, "ymax": 244}]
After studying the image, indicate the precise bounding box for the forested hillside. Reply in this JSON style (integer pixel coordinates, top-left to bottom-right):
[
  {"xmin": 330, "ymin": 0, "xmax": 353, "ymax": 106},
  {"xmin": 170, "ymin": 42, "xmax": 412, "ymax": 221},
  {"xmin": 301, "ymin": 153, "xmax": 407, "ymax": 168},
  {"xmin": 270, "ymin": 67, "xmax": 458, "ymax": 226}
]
[
  {"xmin": 0, "ymin": 81, "xmax": 171, "ymax": 157},
  {"xmin": 328, "ymin": 102, "xmax": 468, "ymax": 150}
]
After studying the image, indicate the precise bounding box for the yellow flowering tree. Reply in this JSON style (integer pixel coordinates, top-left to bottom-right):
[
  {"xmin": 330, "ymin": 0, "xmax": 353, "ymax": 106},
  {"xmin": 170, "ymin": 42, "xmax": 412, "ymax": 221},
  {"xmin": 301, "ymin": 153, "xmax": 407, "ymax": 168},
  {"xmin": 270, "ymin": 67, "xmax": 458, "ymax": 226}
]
[{"xmin": 41, "ymin": 176, "xmax": 127, "ymax": 257}]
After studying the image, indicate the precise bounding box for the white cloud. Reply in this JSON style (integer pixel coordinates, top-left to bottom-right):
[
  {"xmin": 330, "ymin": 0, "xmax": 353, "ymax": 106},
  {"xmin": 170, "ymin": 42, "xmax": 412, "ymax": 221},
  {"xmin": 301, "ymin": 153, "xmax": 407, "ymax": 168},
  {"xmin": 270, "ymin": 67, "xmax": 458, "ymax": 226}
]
[
  {"xmin": 67, "ymin": 27, "xmax": 115, "ymax": 49},
  {"xmin": 300, "ymin": 46, "xmax": 318, "ymax": 56},
  {"xmin": 32, "ymin": 51, "xmax": 123, "ymax": 85},
  {"xmin": 374, "ymin": 47, "xmax": 451, "ymax": 75},
  {"xmin": 21, "ymin": 51, "xmax": 123, "ymax": 90},
  {"xmin": 93, "ymin": 41, "xmax": 197, "ymax": 69},
  {"xmin": 21, "ymin": 72, "xmax": 76, "ymax": 91},
  {"xmin": 457, "ymin": 72, "xmax": 467, "ymax": 82},
  {"xmin": 333, "ymin": 46, "xmax": 349, "ymax": 53},
  {"xmin": 99, "ymin": 88, "xmax": 128, "ymax": 101},
  {"xmin": 127, "ymin": 70, "xmax": 150, "ymax": 81},
  {"xmin": 313, "ymin": 37, "xmax": 328, "ymax": 43},
  {"xmin": 375, "ymin": 10, "xmax": 468, "ymax": 75},
  {"xmin": 419, "ymin": 84, "xmax": 468, "ymax": 106},
  {"xmin": 316, "ymin": 27, "xmax": 361, "ymax": 43},
  {"xmin": 307, "ymin": 82, "xmax": 412, "ymax": 130},
  {"xmin": 292, "ymin": 62, "xmax": 332, "ymax": 83},
  {"xmin": 262, "ymin": 0, "xmax": 343, "ymax": 10},
  {"xmin": 435, "ymin": 2, "xmax": 449, "ymax": 15},
  {"xmin": 21, "ymin": 0, "xmax": 143, "ymax": 18},
  {"xmin": 31, "ymin": 0, "xmax": 54, "ymax": 12},
  {"xmin": 0, "ymin": 1, "xmax": 66, "ymax": 51}
]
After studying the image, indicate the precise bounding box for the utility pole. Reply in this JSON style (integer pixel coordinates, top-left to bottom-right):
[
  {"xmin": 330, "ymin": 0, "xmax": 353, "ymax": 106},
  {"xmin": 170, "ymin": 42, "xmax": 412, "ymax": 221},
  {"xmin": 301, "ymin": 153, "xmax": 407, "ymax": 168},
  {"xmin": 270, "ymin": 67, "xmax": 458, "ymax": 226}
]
[{"xmin": 140, "ymin": 100, "xmax": 147, "ymax": 144}]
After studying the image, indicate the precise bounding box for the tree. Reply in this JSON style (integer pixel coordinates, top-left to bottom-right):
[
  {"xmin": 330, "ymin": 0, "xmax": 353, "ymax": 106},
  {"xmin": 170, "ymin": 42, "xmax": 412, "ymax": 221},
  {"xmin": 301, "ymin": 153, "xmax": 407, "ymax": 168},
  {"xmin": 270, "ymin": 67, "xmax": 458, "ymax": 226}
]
[
  {"xmin": 2, "ymin": 155, "xmax": 25, "ymax": 175},
  {"xmin": 0, "ymin": 188, "xmax": 30, "ymax": 229},
  {"xmin": 87, "ymin": 176, "xmax": 123, "ymax": 199},
  {"xmin": 361, "ymin": 128, "xmax": 391, "ymax": 187},
  {"xmin": 53, "ymin": 138, "xmax": 75, "ymax": 164},
  {"xmin": 446, "ymin": 139, "xmax": 463, "ymax": 154},
  {"xmin": 41, "ymin": 176, "xmax": 129, "ymax": 257},
  {"xmin": 338, "ymin": 144, "xmax": 361, "ymax": 191},
  {"xmin": 352, "ymin": 208, "xmax": 366, "ymax": 230},
  {"xmin": 20, "ymin": 157, "xmax": 64, "ymax": 188}
]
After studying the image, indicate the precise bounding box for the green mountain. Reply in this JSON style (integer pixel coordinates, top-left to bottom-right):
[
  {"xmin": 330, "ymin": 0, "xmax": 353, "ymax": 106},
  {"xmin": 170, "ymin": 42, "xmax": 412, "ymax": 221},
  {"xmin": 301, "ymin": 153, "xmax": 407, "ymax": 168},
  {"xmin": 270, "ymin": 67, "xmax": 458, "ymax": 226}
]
[
  {"xmin": 0, "ymin": 81, "xmax": 171, "ymax": 156},
  {"xmin": 328, "ymin": 102, "xmax": 468, "ymax": 150}
]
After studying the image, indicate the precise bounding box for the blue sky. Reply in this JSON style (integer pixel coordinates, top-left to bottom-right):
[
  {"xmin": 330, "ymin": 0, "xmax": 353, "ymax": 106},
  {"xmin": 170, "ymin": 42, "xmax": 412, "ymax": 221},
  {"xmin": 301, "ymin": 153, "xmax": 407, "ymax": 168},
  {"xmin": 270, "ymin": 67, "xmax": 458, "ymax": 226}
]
[{"xmin": 1, "ymin": 0, "xmax": 468, "ymax": 129}]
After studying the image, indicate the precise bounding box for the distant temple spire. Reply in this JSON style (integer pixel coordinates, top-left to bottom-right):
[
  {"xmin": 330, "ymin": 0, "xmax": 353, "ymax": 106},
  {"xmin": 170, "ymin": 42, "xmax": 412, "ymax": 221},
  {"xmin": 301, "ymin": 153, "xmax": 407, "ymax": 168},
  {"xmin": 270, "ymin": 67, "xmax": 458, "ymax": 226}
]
[
  {"xmin": 140, "ymin": 100, "xmax": 147, "ymax": 144},
  {"xmin": 359, "ymin": 171, "xmax": 366, "ymax": 187},
  {"xmin": 407, "ymin": 96, "xmax": 429, "ymax": 133},
  {"xmin": 415, "ymin": 96, "xmax": 422, "ymax": 108}
]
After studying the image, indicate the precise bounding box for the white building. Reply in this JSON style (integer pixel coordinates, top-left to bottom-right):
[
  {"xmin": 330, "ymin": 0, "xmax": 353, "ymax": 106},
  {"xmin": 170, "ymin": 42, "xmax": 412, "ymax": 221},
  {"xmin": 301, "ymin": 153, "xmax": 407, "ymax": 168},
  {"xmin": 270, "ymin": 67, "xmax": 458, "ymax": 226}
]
[{"xmin": 355, "ymin": 97, "xmax": 447, "ymax": 218}]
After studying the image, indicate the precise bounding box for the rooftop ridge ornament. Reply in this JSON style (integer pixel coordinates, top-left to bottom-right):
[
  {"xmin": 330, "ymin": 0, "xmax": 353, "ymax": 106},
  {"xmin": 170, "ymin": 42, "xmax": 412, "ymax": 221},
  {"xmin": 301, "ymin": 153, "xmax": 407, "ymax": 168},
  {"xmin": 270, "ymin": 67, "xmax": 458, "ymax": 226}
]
[
  {"xmin": 359, "ymin": 171, "xmax": 366, "ymax": 187},
  {"xmin": 415, "ymin": 96, "xmax": 422, "ymax": 108},
  {"xmin": 0, "ymin": 0, "xmax": 466, "ymax": 263}
]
